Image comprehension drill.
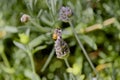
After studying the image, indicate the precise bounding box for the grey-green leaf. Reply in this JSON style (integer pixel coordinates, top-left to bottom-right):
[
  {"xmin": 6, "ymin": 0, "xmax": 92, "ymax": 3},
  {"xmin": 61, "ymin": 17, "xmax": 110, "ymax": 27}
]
[
  {"xmin": 28, "ymin": 35, "xmax": 46, "ymax": 48},
  {"xmin": 32, "ymin": 45, "xmax": 47, "ymax": 54},
  {"xmin": 13, "ymin": 41, "xmax": 26, "ymax": 51},
  {"xmin": 80, "ymin": 35, "xmax": 97, "ymax": 50},
  {"xmin": 5, "ymin": 26, "xmax": 18, "ymax": 33},
  {"xmin": 24, "ymin": 69, "xmax": 41, "ymax": 80}
]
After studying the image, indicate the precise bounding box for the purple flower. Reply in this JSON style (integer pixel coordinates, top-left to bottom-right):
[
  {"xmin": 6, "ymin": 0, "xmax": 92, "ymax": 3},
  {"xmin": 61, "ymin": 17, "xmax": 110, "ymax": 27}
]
[
  {"xmin": 59, "ymin": 6, "xmax": 72, "ymax": 22},
  {"xmin": 54, "ymin": 29, "xmax": 70, "ymax": 59}
]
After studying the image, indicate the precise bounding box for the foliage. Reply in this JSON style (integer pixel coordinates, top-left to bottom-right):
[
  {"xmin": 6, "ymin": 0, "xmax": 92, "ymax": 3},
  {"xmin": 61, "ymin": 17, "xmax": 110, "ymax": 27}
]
[{"xmin": 0, "ymin": 0, "xmax": 120, "ymax": 80}]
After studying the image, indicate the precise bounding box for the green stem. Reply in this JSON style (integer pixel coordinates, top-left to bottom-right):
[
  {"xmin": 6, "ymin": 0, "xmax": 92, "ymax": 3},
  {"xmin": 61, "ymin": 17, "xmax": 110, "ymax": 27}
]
[
  {"xmin": 111, "ymin": 62, "xmax": 116, "ymax": 80},
  {"xmin": 64, "ymin": 58, "xmax": 76, "ymax": 80},
  {"xmin": 41, "ymin": 48, "xmax": 54, "ymax": 72},
  {"xmin": 27, "ymin": 48, "xmax": 35, "ymax": 73},
  {"xmin": 26, "ymin": 46, "xmax": 40, "ymax": 80},
  {"xmin": 69, "ymin": 21, "xmax": 97, "ymax": 76},
  {"xmin": 1, "ymin": 52, "xmax": 10, "ymax": 68},
  {"xmin": 64, "ymin": 58, "xmax": 70, "ymax": 68}
]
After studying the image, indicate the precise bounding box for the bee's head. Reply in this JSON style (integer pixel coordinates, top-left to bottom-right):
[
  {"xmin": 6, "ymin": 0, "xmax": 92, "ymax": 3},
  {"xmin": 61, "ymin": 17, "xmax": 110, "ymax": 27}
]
[{"xmin": 52, "ymin": 28, "xmax": 62, "ymax": 40}]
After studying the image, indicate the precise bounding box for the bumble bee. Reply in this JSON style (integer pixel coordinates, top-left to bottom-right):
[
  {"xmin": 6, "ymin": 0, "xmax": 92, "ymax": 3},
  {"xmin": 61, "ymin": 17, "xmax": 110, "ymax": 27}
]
[{"xmin": 52, "ymin": 28, "xmax": 62, "ymax": 40}]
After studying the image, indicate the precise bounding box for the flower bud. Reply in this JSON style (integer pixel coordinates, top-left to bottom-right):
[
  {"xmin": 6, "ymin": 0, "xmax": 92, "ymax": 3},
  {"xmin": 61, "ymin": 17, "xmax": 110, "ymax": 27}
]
[
  {"xmin": 20, "ymin": 14, "xmax": 30, "ymax": 23},
  {"xmin": 19, "ymin": 33, "xmax": 29, "ymax": 44}
]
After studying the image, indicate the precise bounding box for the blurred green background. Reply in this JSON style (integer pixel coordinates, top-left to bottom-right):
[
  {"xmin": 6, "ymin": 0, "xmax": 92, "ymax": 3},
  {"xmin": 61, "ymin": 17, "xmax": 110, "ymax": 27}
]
[{"xmin": 0, "ymin": 0, "xmax": 120, "ymax": 80}]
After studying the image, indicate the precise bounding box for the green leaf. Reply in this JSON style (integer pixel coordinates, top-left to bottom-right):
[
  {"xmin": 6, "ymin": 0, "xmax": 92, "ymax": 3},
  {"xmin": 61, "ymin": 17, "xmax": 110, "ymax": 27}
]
[
  {"xmin": 13, "ymin": 41, "xmax": 26, "ymax": 51},
  {"xmin": 28, "ymin": 35, "xmax": 46, "ymax": 48},
  {"xmin": 1, "ymin": 64, "xmax": 15, "ymax": 74},
  {"xmin": 80, "ymin": 35, "xmax": 97, "ymax": 50},
  {"xmin": 5, "ymin": 26, "xmax": 18, "ymax": 33},
  {"xmin": 79, "ymin": 74, "xmax": 85, "ymax": 80},
  {"xmin": 0, "ymin": 41, "xmax": 4, "ymax": 53},
  {"xmin": 62, "ymin": 27, "xmax": 72, "ymax": 39},
  {"xmin": 32, "ymin": 45, "xmax": 47, "ymax": 54},
  {"xmin": 24, "ymin": 69, "xmax": 41, "ymax": 80}
]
